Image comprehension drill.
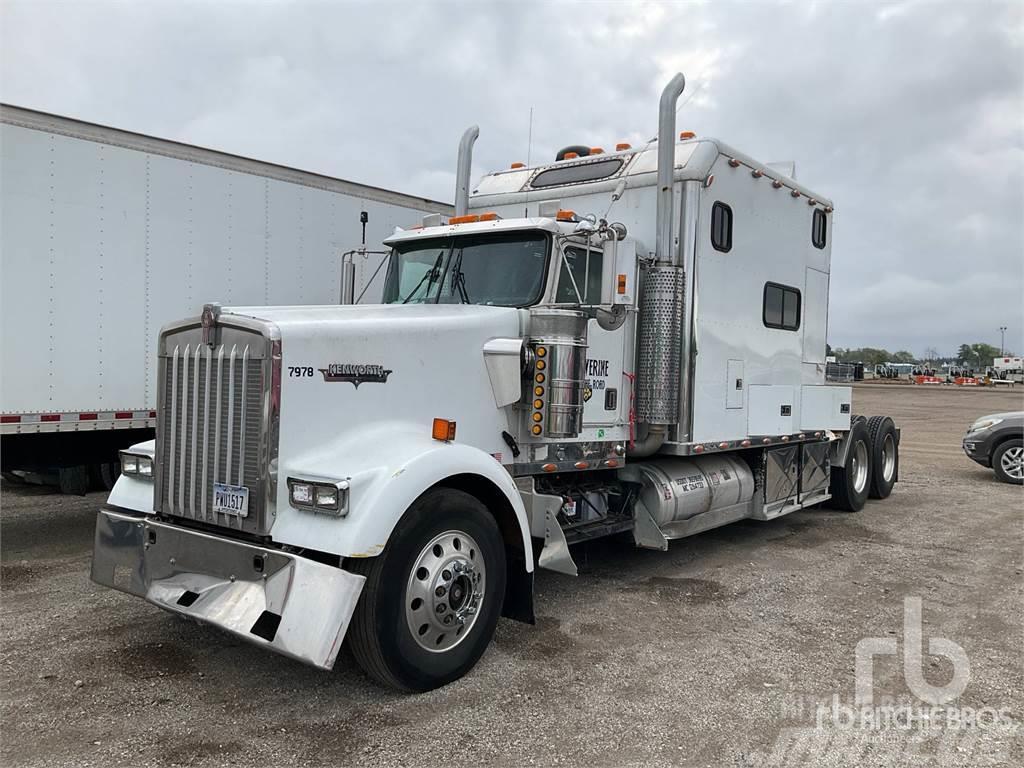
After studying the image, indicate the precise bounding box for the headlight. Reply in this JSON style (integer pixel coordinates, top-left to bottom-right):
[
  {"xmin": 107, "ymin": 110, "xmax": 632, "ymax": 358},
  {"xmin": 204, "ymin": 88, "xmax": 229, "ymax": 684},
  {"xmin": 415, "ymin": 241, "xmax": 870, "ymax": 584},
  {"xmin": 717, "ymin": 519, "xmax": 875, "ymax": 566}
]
[
  {"xmin": 287, "ymin": 477, "xmax": 349, "ymax": 516},
  {"xmin": 968, "ymin": 417, "xmax": 1003, "ymax": 434},
  {"xmin": 119, "ymin": 451, "xmax": 153, "ymax": 478}
]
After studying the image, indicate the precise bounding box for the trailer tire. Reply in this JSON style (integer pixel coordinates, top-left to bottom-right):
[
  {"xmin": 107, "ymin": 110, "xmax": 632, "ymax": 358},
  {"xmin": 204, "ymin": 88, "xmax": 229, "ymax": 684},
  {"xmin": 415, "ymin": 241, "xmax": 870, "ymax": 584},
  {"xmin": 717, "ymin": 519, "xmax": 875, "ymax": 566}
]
[
  {"xmin": 345, "ymin": 487, "xmax": 507, "ymax": 692},
  {"xmin": 867, "ymin": 416, "xmax": 898, "ymax": 499},
  {"xmin": 58, "ymin": 465, "xmax": 90, "ymax": 496},
  {"xmin": 828, "ymin": 420, "xmax": 871, "ymax": 512},
  {"xmin": 88, "ymin": 461, "xmax": 121, "ymax": 491}
]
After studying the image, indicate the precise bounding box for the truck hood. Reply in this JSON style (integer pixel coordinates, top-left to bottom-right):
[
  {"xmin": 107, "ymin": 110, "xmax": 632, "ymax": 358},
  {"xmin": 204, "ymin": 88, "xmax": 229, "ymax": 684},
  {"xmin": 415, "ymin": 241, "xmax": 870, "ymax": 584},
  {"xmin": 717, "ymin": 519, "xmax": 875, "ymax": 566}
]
[{"xmin": 224, "ymin": 302, "xmax": 526, "ymax": 334}]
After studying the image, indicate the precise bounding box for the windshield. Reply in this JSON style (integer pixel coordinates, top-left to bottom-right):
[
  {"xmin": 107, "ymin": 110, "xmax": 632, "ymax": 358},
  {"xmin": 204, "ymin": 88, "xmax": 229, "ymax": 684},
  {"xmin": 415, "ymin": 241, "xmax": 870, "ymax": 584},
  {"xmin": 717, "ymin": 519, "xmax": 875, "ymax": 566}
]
[{"xmin": 382, "ymin": 231, "xmax": 550, "ymax": 307}]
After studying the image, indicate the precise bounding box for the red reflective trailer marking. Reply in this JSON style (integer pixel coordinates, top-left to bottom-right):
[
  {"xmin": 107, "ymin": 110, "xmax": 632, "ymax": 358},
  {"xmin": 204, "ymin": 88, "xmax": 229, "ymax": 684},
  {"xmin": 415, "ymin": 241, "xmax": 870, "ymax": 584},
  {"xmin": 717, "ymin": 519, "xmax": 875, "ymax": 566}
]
[
  {"xmin": 79, "ymin": 413, "xmax": 98, "ymax": 421},
  {"xmin": 1, "ymin": 415, "xmax": 21, "ymax": 424},
  {"xmin": 115, "ymin": 412, "xmax": 133, "ymax": 419},
  {"xmin": 41, "ymin": 414, "xmax": 60, "ymax": 422}
]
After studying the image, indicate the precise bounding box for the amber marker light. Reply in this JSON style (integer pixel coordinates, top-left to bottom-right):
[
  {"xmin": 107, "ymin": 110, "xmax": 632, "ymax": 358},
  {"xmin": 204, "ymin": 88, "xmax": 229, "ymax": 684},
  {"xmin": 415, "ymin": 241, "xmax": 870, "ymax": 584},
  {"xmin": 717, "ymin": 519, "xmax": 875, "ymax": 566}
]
[{"xmin": 431, "ymin": 418, "xmax": 457, "ymax": 442}]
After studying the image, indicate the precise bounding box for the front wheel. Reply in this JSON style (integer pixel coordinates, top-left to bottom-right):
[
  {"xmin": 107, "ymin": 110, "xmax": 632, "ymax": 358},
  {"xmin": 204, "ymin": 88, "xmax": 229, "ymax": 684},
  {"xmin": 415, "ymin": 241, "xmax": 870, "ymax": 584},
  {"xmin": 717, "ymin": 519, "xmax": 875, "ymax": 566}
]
[
  {"xmin": 992, "ymin": 439, "xmax": 1024, "ymax": 485},
  {"xmin": 346, "ymin": 487, "xmax": 506, "ymax": 691}
]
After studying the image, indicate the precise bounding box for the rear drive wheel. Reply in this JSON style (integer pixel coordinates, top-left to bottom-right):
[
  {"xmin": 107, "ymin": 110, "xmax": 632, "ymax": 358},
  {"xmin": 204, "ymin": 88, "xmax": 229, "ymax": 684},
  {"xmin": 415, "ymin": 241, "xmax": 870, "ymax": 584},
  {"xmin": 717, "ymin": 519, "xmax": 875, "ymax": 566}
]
[
  {"xmin": 346, "ymin": 487, "xmax": 506, "ymax": 691},
  {"xmin": 867, "ymin": 416, "xmax": 899, "ymax": 499},
  {"xmin": 828, "ymin": 419, "xmax": 871, "ymax": 511},
  {"xmin": 992, "ymin": 439, "xmax": 1024, "ymax": 485}
]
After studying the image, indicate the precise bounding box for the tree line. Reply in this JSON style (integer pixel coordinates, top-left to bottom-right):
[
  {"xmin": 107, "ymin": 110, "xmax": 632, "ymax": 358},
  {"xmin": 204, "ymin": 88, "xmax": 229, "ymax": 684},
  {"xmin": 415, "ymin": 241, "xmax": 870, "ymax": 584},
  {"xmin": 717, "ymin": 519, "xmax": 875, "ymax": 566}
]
[{"xmin": 827, "ymin": 343, "xmax": 1013, "ymax": 368}]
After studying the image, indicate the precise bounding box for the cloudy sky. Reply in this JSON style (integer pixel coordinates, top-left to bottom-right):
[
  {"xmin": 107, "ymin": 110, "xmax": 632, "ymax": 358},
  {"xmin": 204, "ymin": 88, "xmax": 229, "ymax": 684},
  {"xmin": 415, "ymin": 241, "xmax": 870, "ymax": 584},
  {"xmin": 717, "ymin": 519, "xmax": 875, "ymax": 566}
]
[{"xmin": 2, "ymin": 0, "xmax": 1021, "ymax": 357}]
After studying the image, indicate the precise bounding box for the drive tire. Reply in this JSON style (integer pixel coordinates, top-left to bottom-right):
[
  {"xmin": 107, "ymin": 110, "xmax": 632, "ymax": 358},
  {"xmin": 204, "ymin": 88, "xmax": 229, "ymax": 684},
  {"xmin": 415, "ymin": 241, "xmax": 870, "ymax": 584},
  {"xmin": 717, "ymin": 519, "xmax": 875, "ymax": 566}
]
[
  {"xmin": 828, "ymin": 419, "xmax": 871, "ymax": 512},
  {"xmin": 867, "ymin": 416, "xmax": 899, "ymax": 499},
  {"xmin": 992, "ymin": 439, "xmax": 1024, "ymax": 485},
  {"xmin": 346, "ymin": 487, "xmax": 506, "ymax": 692}
]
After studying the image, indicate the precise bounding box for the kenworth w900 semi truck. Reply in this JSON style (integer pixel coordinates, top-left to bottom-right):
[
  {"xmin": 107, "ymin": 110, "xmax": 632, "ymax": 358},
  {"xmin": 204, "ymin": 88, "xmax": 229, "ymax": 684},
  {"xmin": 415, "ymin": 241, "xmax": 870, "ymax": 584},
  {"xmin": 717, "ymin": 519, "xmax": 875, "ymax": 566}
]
[{"xmin": 91, "ymin": 73, "xmax": 901, "ymax": 691}]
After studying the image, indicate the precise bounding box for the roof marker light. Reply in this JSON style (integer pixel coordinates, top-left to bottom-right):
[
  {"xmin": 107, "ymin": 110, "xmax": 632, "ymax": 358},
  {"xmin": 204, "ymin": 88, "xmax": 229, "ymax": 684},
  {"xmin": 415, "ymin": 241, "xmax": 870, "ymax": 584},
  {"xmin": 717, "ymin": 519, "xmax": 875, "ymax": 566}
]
[
  {"xmin": 728, "ymin": 158, "xmax": 741, "ymax": 168},
  {"xmin": 807, "ymin": 199, "xmax": 817, "ymax": 206},
  {"xmin": 542, "ymin": 463, "xmax": 557, "ymax": 472},
  {"xmin": 589, "ymin": 147, "xmax": 605, "ymax": 155},
  {"xmin": 615, "ymin": 142, "xmax": 632, "ymax": 151},
  {"xmin": 772, "ymin": 180, "xmax": 783, "ymax": 189},
  {"xmin": 555, "ymin": 209, "xmax": 578, "ymax": 222},
  {"xmin": 563, "ymin": 151, "xmax": 579, "ymax": 160},
  {"xmin": 679, "ymin": 131, "xmax": 696, "ymax": 139},
  {"xmin": 478, "ymin": 212, "xmax": 500, "ymax": 221},
  {"xmin": 703, "ymin": 174, "xmax": 715, "ymax": 188},
  {"xmin": 791, "ymin": 190, "xmax": 801, "ymax": 198},
  {"xmin": 448, "ymin": 214, "xmax": 481, "ymax": 224},
  {"xmin": 741, "ymin": 439, "xmax": 752, "ymax": 447},
  {"xmin": 510, "ymin": 162, "xmax": 525, "ymax": 169},
  {"xmin": 751, "ymin": 169, "xmax": 763, "ymax": 178}
]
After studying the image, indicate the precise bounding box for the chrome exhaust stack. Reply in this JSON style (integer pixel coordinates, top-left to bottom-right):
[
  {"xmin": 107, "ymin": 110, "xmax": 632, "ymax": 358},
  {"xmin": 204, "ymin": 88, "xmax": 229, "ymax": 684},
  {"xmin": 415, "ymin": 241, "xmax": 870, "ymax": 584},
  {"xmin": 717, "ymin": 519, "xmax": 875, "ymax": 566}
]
[
  {"xmin": 633, "ymin": 72, "xmax": 687, "ymax": 456},
  {"xmin": 454, "ymin": 125, "xmax": 480, "ymax": 217}
]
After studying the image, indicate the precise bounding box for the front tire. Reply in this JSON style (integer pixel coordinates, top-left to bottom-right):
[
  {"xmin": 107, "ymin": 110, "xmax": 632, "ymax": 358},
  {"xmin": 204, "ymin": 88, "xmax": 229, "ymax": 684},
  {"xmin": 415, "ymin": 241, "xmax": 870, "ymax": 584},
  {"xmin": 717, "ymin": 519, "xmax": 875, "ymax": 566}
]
[
  {"xmin": 992, "ymin": 439, "xmax": 1024, "ymax": 485},
  {"xmin": 346, "ymin": 487, "xmax": 506, "ymax": 691},
  {"xmin": 829, "ymin": 419, "xmax": 872, "ymax": 511}
]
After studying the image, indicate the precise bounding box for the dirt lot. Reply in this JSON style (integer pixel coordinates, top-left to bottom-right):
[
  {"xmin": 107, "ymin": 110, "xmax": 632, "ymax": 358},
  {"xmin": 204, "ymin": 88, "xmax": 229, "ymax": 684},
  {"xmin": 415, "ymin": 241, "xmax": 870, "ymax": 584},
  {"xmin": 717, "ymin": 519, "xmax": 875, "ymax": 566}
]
[{"xmin": 2, "ymin": 384, "xmax": 1022, "ymax": 767}]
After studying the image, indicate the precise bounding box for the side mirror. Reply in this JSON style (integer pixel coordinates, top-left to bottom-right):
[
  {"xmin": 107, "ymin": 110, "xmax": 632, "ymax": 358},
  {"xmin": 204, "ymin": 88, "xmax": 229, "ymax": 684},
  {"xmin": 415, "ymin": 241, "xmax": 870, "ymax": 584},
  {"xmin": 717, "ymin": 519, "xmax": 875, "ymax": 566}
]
[{"xmin": 601, "ymin": 238, "xmax": 637, "ymax": 306}]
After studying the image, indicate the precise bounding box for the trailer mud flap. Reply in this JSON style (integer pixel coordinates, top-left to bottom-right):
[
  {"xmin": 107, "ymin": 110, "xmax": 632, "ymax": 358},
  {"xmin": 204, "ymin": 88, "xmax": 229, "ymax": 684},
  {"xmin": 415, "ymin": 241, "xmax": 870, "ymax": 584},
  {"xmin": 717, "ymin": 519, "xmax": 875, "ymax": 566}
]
[{"xmin": 91, "ymin": 509, "xmax": 365, "ymax": 670}]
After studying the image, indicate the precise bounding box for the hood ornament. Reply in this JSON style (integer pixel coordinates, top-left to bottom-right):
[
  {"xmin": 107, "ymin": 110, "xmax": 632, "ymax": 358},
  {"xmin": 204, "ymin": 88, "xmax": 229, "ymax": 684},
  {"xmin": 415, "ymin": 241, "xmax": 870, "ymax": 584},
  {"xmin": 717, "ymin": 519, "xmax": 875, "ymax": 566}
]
[{"xmin": 201, "ymin": 303, "xmax": 222, "ymax": 347}]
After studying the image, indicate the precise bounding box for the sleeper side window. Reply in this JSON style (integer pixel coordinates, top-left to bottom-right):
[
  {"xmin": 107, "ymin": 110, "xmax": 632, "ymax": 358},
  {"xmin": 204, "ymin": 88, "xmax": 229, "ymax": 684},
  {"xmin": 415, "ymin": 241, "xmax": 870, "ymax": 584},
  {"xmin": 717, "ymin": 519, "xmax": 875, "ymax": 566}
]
[
  {"xmin": 763, "ymin": 282, "xmax": 801, "ymax": 331},
  {"xmin": 812, "ymin": 208, "xmax": 827, "ymax": 249},
  {"xmin": 711, "ymin": 201, "xmax": 732, "ymax": 253}
]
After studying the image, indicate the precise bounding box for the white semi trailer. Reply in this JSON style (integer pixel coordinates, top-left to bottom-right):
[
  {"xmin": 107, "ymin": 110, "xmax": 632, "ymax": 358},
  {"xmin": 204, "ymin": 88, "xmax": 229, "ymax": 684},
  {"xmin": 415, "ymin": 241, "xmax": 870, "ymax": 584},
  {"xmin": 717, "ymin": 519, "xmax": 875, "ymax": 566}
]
[
  {"xmin": 91, "ymin": 73, "xmax": 901, "ymax": 691},
  {"xmin": 0, "ymin": 105, "xmax": 448, "ymax": 492}
]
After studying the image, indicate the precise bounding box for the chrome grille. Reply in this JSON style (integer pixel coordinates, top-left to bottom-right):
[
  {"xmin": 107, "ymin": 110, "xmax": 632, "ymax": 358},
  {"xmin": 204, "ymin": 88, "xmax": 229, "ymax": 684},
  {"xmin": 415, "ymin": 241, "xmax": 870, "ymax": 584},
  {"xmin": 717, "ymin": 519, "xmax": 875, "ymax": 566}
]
[{"xmin": 155, "ymin": 326, "xmax": 273, "ymax": 534}]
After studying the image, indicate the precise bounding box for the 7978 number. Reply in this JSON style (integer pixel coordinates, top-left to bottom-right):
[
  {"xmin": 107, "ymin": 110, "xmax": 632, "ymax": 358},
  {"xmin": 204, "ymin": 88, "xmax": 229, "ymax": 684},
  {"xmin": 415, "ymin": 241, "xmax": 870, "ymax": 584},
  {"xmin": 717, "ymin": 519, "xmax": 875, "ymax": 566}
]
[{"xmin": 289, "ymin": 366, "xmax": 314, "ymax": 377}]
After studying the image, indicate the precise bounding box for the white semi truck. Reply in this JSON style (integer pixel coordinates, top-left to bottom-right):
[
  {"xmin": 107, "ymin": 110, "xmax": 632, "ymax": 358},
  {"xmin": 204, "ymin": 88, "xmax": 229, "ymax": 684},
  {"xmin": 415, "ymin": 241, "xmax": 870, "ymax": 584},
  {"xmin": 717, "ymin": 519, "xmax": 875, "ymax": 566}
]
[
  {"xmin": 91, "ymin": 73, "xmax": 901, "ymax": 691},
  {"xmin": 0, "ymin": 105, "xmax": 448, "ymax": 492}
]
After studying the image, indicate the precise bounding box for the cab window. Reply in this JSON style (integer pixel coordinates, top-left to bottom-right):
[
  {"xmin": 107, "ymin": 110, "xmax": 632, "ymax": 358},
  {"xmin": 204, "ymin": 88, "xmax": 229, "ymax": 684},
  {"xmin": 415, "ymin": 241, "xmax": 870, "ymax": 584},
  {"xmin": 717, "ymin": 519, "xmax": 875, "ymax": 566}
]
[{"xmin": 556, "ymin": 246, "xmax": 603, "ymax": 304}]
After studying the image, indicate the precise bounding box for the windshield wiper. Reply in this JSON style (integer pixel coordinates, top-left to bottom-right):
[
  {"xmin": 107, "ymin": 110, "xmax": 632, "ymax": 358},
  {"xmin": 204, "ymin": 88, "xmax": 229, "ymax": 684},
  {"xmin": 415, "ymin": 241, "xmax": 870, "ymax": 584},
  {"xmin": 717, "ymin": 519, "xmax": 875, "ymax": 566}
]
[
  {"xmin": 449, "ymin": 248, "xmax": 471, "ymax": 304},
  {"xmin": 401, "ymin": 252, "xmax": 445, "ymax": 304}
]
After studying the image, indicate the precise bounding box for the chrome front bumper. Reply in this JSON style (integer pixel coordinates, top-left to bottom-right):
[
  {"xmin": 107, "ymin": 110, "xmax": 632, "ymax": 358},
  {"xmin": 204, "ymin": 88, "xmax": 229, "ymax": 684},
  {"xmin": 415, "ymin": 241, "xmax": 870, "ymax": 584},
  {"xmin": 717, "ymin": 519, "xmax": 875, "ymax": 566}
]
[{"xmin": 90, "ymin": 509, "xmax": 365, "ymax": 670}]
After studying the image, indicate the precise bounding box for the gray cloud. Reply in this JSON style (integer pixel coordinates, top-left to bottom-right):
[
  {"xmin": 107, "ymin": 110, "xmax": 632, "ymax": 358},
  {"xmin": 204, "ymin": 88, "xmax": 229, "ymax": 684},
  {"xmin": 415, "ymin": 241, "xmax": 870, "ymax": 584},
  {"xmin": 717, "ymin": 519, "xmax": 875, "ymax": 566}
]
[{"xmin": 2, "ymin": 0, "xmax": 1021, "ymax": 356}]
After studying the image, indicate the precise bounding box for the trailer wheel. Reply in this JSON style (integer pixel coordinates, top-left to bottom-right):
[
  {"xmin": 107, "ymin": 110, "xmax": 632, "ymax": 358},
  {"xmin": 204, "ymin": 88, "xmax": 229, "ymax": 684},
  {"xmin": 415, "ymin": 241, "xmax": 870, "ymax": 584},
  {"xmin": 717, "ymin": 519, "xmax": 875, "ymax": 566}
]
[
  {"xmin": 828, "ymin": 420, "xmax": 871, "ymax": 512},
  {"xmin": 992, "ymin": 439, "xmax": 1024, "ymax": 485},
  {"xmin": 866, "ymin": 416, "xmax": 899, "ymax": 499},
  {"xmin": 346, "ymin": 487, "xmax": 506, "ymax": 691},
  {"xmin": 58, "ymin": 465, "xmax": 90, "ymax": 496}
]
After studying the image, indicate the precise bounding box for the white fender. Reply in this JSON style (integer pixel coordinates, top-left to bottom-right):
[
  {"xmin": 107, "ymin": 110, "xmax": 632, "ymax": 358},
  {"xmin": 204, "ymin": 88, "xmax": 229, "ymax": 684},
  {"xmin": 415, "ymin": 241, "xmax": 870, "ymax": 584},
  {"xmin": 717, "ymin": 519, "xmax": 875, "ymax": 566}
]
[
  {"xmin": 272, "ymin": 424, "xmax": 534, "ymax": 569},
  {"xmin": 107, "ymin": 439, "xmax": 156, "ymax": 513}
]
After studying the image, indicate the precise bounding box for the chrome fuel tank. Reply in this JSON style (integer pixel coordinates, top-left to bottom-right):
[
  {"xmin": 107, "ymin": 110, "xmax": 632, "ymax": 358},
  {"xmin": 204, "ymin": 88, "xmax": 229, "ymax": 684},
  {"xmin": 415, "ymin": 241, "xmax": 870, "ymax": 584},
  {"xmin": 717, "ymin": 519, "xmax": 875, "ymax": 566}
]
[{"xmin": 620, "ymin": 455, "xmax": 755, "ymax": 527}]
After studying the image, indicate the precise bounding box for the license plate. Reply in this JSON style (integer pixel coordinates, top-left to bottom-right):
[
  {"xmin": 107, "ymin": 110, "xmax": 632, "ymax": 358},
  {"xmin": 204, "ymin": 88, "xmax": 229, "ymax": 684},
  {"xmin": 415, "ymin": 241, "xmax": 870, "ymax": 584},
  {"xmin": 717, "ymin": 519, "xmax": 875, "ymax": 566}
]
[{"xmin": 213, "ymin": 483, "xmax": 249, "ymax": 517}]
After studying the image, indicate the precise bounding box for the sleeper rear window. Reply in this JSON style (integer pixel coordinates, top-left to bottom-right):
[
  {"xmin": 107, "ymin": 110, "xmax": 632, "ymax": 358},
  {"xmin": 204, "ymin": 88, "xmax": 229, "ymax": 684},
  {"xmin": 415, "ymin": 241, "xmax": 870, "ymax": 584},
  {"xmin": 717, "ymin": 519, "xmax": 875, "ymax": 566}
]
[{"xmin": 530, "ymin": 158, "xmax": 624, "ymax": 189}]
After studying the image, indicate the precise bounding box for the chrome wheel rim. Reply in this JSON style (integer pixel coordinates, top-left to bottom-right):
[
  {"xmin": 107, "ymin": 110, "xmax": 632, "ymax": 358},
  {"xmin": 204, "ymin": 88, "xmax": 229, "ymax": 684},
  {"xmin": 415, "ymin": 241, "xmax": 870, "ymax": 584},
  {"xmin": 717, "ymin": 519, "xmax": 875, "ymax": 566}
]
[
  {"xmin": 881, "ymin": 433, "xmax": 896, "ymax": 482},
  {"xmin": 852, "ymin": 440, "xmax": 869, "ymax": 494},
  {"xmin": 1001, "ymin": 447, "xmax": 1024, "ymax": 481},
  {"xmin": 405, "ymin": 530, "xmax": 485, "ymax": 653}
]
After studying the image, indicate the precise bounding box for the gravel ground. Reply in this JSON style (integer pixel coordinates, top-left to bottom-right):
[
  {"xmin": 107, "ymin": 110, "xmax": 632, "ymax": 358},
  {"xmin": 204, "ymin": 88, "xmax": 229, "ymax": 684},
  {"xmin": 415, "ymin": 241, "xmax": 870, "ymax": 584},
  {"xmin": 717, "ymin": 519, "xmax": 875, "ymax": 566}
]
[{"xmin": 2, "ymin": 384, "xmax": 1022, "ymax": 767}]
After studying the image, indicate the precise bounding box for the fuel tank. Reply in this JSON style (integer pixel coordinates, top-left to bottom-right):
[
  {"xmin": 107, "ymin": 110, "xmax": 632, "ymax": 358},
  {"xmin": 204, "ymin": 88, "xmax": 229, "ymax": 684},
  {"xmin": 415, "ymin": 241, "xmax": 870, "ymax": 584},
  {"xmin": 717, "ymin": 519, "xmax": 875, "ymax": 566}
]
[{"xmin": 619, "ymin": 455, "xmax": 755, "ymax": 527}]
